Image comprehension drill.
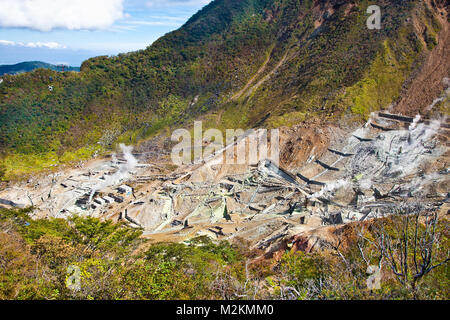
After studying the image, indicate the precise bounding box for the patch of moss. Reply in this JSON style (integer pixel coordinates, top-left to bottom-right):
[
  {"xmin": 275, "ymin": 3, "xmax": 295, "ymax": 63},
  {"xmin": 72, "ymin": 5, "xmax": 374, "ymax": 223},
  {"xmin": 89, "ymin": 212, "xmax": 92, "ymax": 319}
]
[
  {"xmin": 343, "ymin": 36, "xmax": 419, "ymax": 119},
  {"xmin": 267, "ymin": 111, "xmax": 306, "ymax": 128}
]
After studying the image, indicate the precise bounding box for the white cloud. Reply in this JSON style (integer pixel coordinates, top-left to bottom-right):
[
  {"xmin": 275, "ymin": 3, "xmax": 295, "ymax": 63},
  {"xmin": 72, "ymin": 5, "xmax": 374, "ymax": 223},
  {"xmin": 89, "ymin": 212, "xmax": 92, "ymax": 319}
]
[
  {"xmin": 0, "ymin": 39, "xmax": 67, "ymax": 49},
  {"xmin": 0, "ymin": 0, "xmax": 124, "ymax": 31},
  {"xmin": 24, "ymin": 41, "xmax": 67, "ymax": 49},
  {"xmin": 0, "ymin": 40, "xmax": 15, "ymax": 46}
]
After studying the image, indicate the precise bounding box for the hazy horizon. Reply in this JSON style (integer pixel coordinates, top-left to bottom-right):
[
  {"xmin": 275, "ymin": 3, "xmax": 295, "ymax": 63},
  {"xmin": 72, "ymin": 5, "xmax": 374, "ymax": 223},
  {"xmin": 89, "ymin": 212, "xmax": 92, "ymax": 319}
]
[{"xmin": 0, "ymin": 0, "xmax": 211, "ymax": 66}]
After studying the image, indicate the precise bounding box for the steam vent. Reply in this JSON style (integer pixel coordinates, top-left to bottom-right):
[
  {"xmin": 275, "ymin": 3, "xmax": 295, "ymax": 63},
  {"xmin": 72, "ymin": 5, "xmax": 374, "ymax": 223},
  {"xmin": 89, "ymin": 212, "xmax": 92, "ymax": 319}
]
[{"xmin": 0, "ymin": 0, "xmax": 448, "ymax": 302}]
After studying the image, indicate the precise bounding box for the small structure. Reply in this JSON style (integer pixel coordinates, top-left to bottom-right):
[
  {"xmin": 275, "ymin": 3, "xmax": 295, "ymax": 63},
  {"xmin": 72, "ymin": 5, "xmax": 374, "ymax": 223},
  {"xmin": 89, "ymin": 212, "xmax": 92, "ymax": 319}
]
[
  {"xmin": 103, "ymin": 196, "xmax": 115, "ymax": 204},
  {"xmin": 171, "ymin": 219, "xmax": 183, "ymax": 227},
  {"xmin": 94, "ymin": 198, "xmax": 106, "ymax": 206},
  {"xmin": 0, "ymin": 78, "xmax": 3, "ymax": 84},
  {"xmin": 118, "ymin": 185, "xmax": 133, "ymax": 195},
  {"xmin": 75, "ymin": 196, "xmax": 90, "ymax": 210},
  {"xmin": 48, "ymin": 85, "xmax": 53, "ymax": 92},
  {"xmin": 108, "ymin": 193, "xmax": 124, "ymax": 203}
]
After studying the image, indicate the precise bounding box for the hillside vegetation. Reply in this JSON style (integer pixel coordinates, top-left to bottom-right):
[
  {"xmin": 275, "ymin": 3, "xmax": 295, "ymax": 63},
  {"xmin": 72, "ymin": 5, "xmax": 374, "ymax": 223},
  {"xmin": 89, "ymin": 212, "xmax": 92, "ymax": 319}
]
[
  {"xmin": 0, "ymin": 0, "xmax": 444, "ymax": 179},
  {"xmin": 0, "ymin": 207, "xmax": 447, "ymax": 300}
]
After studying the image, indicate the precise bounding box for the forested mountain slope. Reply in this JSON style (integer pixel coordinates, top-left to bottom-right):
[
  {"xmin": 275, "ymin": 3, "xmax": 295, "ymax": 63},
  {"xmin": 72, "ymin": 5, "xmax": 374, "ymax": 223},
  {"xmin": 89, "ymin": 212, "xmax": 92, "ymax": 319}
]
[{"xmin": 0, "ymin": 0, "xmax": 447, "ymax": 179}]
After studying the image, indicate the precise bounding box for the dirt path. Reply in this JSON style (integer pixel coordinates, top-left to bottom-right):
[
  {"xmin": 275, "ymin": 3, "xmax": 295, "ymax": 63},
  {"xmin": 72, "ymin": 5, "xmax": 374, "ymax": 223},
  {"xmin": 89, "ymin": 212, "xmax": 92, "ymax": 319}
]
[
  {"xmin": 230, "ymin": 46, "xmax": 274, "ymax": 101},
  {"xmin": 243, "ymin": 50, "xmax": 290, "ymax": 101},
  {"xmin": 231, "ymin": 47, "xmax": 291, "ymax": 102}
]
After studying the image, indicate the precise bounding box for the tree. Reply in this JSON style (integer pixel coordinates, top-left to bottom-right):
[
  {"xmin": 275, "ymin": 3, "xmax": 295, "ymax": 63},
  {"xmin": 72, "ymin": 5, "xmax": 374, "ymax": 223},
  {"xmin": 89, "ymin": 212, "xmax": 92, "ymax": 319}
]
[{"xmin": 369, "ymin": 210, "xmax": 449, "ymax": 299}]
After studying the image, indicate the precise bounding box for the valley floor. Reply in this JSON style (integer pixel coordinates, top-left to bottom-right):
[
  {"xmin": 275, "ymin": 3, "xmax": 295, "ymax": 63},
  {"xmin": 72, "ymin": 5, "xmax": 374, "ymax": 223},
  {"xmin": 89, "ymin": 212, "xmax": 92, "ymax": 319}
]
[
  {"xmin": 1, "ymin": 111, "xmax": 449, "ymax": 256},
  {"xmin": 0, "ymin": 111, "xmax": 449, "ymax": 300}
]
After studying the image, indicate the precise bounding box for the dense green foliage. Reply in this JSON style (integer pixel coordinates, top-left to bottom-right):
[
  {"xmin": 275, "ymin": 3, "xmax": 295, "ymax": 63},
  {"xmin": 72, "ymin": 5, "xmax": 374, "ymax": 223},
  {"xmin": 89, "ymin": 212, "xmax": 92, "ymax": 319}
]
[
  {"xmin": 0, "ymin": 207, "xmax": 448, "ymax": 300},
  {"xmin": 0, "ymin": 207, "xmax": 244, "ymax": 299},
  {"xmin": 0, "ymin": 0, "xmax": 441, "ymax": 179},
  {"xmin": 0, "ymin": 61, "xmax": 80, "ymax": 75}
]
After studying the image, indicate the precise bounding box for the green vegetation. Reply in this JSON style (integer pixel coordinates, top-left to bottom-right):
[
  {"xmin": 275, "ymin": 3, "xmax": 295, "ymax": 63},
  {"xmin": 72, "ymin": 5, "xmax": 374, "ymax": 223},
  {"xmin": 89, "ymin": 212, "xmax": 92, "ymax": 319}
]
[
  {"xmin": 0, "ymin": 0, "xmax": 442, "ymax": 179},
  {"xmin": 0, "ymin": 207, "xmax": 447, "ymax": 300},
  {"xmin": 0, "ymin": 207, "xmax": 245, "ymax": 299},
  {"xmin": 345, "ymin": 38, "xmax": 417, "ymax": 118},
  {"xmin": 277, "ymin": 214, "xmax": 449, "ymax": 300}
]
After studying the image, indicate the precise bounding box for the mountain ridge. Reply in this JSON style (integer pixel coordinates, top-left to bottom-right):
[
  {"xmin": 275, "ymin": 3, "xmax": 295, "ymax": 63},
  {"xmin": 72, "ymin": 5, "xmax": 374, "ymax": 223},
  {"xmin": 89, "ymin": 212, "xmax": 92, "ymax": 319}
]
[
  {"xmin": 0, "ymin": 61, "xmax": 80, "ymax": 75},
  {"xmin": 0, "ymin": 0, "xmax": 448, "ymax": 180}
]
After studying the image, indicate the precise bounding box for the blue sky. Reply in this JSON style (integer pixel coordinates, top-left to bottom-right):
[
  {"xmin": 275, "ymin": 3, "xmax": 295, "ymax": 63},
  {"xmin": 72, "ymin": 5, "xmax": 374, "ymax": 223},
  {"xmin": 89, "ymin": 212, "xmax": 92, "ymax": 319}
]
[{"xmin": 0, "ymin": 0, "xmax": 211, "ymax": 66}]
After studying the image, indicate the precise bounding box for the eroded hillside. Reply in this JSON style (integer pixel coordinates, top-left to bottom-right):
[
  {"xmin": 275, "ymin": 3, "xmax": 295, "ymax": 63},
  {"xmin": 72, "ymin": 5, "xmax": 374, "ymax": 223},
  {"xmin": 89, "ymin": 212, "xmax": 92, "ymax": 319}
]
[{"xmin": 0, "ymin": 0, "xmax": 449, "ymax": 301}]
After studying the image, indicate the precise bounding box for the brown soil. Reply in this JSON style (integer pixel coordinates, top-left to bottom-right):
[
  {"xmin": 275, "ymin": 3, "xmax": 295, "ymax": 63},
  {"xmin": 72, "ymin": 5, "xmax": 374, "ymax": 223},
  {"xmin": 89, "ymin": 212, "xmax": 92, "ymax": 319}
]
[
  {"xmin": 393, "ymin": 2, "xmax": 449, "ymax": 116},
  {"xmin": 278, "ymin": 119, "xmax": 340, "ymax": 169}
]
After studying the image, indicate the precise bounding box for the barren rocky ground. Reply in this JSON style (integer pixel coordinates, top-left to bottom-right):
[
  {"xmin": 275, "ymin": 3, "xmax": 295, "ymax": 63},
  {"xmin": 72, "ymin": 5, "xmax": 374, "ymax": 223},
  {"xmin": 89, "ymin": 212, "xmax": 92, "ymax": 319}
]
[{"xmin": 1, "ymin": 110, "xmax": 448, "ymax": 263}]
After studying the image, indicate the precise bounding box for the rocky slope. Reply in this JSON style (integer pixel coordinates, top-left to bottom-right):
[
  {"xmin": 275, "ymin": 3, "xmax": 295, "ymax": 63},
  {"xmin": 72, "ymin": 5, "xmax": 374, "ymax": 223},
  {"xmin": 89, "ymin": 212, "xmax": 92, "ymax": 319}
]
[
  {"xmin": 0, "ymin": 0, "xmax": 448, "ymax": 261},
  {"xmin": 0, "ymin": 111, "xmax": 448, "ymax": 260}
]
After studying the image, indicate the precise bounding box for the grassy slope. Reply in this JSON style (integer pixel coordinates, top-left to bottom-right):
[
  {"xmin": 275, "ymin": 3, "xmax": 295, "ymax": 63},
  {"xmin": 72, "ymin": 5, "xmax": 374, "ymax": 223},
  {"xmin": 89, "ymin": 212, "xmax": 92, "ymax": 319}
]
[{"xmin": 0, "ymin": 0, "xmax": 442, "ymax": 180}]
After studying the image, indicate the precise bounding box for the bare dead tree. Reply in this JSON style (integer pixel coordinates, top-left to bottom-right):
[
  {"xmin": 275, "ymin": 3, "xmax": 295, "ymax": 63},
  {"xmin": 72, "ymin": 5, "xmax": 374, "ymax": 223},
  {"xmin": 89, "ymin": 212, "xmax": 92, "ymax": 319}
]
[
  {"xmin": 330, "ymin": 237, "xmax": 351, "ymax": 271},
  {"xmin": 356, "ymin": 225, "xmax": 384, "ymax": 270},
  {"xmin": 26, "ymin": 191, "xmax": 34, "ymax": 207},
  {"xmin": 280, "ymin": 285, "xmax": 301, "ymax": 300}
]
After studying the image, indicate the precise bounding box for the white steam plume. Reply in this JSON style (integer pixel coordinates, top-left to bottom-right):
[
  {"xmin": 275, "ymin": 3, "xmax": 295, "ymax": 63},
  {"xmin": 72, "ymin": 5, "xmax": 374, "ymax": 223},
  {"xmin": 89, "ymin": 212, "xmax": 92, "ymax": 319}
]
[
  {"xmin": 89, "ymin": 144, "xmax": 137, "ymax": 203},
  {"xmin": 309, "ymin": 179, "xmax": 349, "ymax": 199}
]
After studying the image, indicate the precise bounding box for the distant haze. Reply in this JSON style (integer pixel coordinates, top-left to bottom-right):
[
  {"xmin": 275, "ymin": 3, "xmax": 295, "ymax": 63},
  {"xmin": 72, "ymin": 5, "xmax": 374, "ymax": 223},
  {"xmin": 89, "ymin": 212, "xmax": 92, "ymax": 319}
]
[
  {"xmin": 0, "ymin": 61, "xmax": 80, "ymax": 75},
  {"xmin": 0, "ymin": 45, "xmax": 116, "ymax": 67},
  {"xmin": 0, "ymin": 0, "xmax": 212, "ymax": 66}
]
